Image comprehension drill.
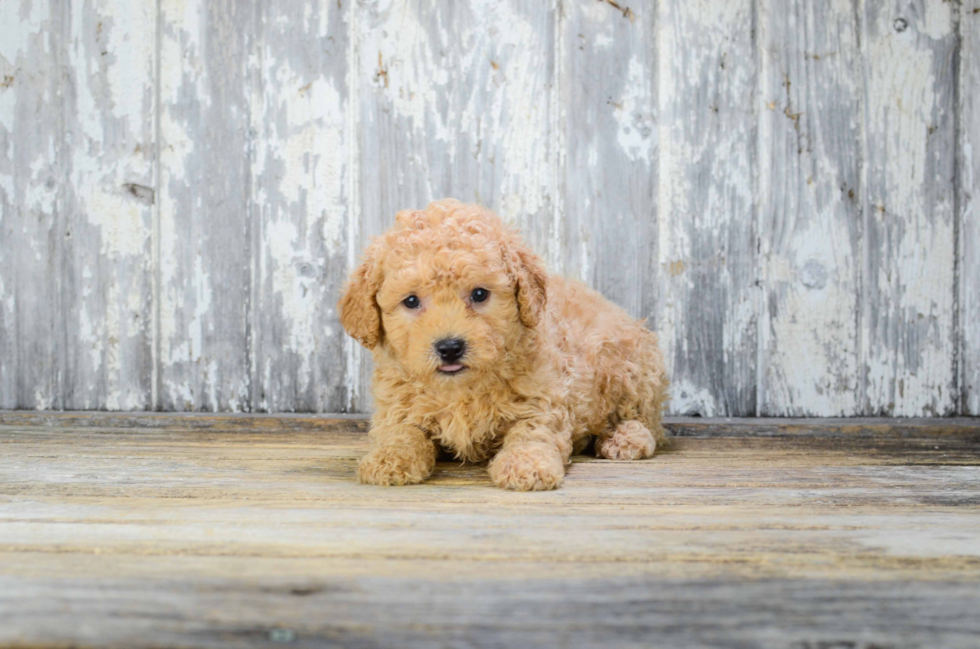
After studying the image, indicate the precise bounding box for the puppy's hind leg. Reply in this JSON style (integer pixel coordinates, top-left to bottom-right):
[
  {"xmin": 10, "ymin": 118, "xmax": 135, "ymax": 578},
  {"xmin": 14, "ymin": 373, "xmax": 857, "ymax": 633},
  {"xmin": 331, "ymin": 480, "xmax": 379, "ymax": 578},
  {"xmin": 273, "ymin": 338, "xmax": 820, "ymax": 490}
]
[{"xmin": 596, "ymin": 420, "xmax": 657, "ymax": 461}]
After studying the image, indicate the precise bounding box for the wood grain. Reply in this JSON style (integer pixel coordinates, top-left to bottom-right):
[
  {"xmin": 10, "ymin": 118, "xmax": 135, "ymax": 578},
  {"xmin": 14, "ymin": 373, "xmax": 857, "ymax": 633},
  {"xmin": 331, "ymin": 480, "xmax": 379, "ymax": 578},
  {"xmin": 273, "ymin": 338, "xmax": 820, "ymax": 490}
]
[
  {"xmin": 562, "ymin": 0, "xmax": 657, "ymax": 320},
  {"xmin": 63, "ymin": 0, "xmax": 156, "ymax": 410},
  {"xmin": 2, "ymin": 572, "xmax": 979, "ymax": 649},
  {"xmin": 757, "ymin": 0, "xmax": 862, "ymax": 416},
  {"xmin": 0, "ymin": 0, "xmax": 64, "ymax": 409},
  {"xmin": 2, "ymin": 410, "xmax": 978, "ymax": 439},
  {"xmin": 157, "ymin": 0, "xmax": 253, "ymax": 411},
  {"xmin": 656, "ymin": 0, "xmax": 758, "ymax": 416},
  {"xmin": 861, "ymin": 1, "xmax": 958, "ymax": 416},
  {"xmin": 0, "ymin": 413, "xmax": 978, "ymax": 648},
  {"xmin": 960, "ymin": 1, "xmax": 980, "ymax": 415},
  {"xmin": 249, "ymin": 0, "xmax": 351, "ymax": 413}
]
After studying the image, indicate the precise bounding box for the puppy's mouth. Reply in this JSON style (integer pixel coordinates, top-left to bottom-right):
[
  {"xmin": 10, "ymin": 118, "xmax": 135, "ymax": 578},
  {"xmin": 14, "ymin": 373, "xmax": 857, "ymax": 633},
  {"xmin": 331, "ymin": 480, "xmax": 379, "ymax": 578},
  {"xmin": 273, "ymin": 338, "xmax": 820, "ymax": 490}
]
[{"xmin": 437, "ymin": 364, "xmax": 466, "ymax": 375}]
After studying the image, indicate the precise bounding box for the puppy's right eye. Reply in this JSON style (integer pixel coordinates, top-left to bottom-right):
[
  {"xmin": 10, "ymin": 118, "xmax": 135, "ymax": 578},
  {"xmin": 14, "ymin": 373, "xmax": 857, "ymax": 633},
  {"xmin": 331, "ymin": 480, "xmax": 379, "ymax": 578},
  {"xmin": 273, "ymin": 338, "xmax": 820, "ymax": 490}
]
[{"xmin": 402, "ymin": 295, "xmax": 421, "ymax": 309}]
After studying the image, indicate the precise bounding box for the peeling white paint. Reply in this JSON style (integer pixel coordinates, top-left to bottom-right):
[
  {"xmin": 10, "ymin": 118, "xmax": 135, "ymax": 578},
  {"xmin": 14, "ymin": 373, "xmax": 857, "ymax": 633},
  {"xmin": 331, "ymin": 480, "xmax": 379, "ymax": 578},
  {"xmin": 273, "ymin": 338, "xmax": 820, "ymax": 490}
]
[
  {"xmin": 920, "ymin": 1, "xmax": 952, "ymax": 41},
  {"xmin": 189, "ymin": 253, "xmax": 211, "ymax": 363},
  {"xmin": 157, "ymin": 0, "xmax": 197, "ymax": 398},
  {"xmin": 27, "ymin": 152, "xmax": 58, "ymax": 215},
  {"xmin": 248, "ymin": 0, "xmax": 351, "ymax": 412},
  {"xmin": 756, "ymin": 0, "xmax": 862, "ymax": 416},
  {"xmin": 0, "ymin": 0, "xmax": 48, "ymax": 66},
  {"xmin": 33, "ymin": 389, "xmax": 53, "ymax": 411},
  {"xmin": 365, "ymin": 0, "xmax": 451, "ymax": 144},
  {"xmin": 62, "ymin": 0, "xmax": 156, "ymax": 410},
  {"xmin": 0, "ymin": 170, "xmax": 13, "ymax": 206},
  {"xmin": 345, "ymin": 0, "xmax": 363, "ymax": 413},
  {"xmin": 863, "ymin": 5, "xmax": 956, "ymax": 416},
  {"xmin": 1, "ymin": 0, "xmax": 974, "ymax": 416},
  {"xmin": 613, "ymin": 56, "xmax": 655, "ymax": 162},
  {"xmin": 961, "ymin": 10, "xmax": 980, "ymax": 414},
  {"xmin": 75, "ymin": 180, "xmax": 148, "ymax": 258},
  {"xmin": 657, "ymin": 0, "xmax": 757, "ymax": 415},
  {"xmin": 669, "ymin": 379, "xmax": 718, "ymax": 418},
  {"xmin": 486, "ymin": 0, "xmax": 555, "ymax": 238},
  {"xmin": 264, "ymin": 220, "xmax": 317, "ymax": 390}
]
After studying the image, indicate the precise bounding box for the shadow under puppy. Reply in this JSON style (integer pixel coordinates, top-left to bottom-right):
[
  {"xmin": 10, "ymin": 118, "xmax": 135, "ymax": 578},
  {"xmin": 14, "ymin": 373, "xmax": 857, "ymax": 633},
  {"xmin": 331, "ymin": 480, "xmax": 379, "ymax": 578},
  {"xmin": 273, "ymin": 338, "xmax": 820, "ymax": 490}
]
[{"xmin": 339, "ymin": 199, "xmax": 669, "ymax": 491}]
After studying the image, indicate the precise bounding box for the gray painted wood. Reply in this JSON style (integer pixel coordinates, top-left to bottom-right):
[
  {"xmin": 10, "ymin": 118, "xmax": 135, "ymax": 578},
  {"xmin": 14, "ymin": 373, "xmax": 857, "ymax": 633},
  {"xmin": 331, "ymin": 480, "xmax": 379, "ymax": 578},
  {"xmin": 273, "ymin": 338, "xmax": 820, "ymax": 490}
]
[
  {"xmin": 757, "ymin": 0, "xmax": 862, "ymax": 416},
  {"xmin": 656, "ymin": 0, "xmax": 758, "ymax": 416},
  {"xmin": 0, "ymin": 0, "xmax": 977, "ymax": 416},
  {"xmin": 63, "ymin": 0, "xmax": 156, "ymax": 410},
  {"xmin": 0, "ymin": 0, "xmax": 65, "ymax": 410},
  {"xmin": 961, "ymin": 0, "xmax": 980, "ymax": 416},
  {"xmin": 157, "ymin": 0, "xmax": 253, "ymax": 411},
  {"xmin": 249, "ymin": 0, "xmax": 350, "ymax": 413},
  {"xmin": 861, "ymin": 1, "xmax": 958, "ymax": 416},
  {"xmin": 562, "ymin": 0, "xmax": 658, "ymax": 322}
]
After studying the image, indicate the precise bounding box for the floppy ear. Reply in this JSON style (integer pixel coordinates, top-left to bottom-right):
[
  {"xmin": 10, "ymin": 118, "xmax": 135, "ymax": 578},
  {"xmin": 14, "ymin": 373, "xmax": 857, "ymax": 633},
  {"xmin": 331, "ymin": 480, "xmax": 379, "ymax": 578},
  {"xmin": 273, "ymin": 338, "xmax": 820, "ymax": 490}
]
[
  {"xmin": 512, "ymin": 244, "xmax": 548, "ymax": 329},
  {"xmin": 338, "ymin": 246, "xmax": 384, "ymax": 349}
]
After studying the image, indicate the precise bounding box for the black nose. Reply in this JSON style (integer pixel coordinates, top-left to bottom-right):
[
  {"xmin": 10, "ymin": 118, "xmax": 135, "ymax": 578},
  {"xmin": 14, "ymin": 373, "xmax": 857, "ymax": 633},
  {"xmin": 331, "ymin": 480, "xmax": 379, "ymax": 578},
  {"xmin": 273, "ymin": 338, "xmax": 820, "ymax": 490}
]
[{"xmin": 434, "ymin": 338, "xmax": 466, "ymax": 363}]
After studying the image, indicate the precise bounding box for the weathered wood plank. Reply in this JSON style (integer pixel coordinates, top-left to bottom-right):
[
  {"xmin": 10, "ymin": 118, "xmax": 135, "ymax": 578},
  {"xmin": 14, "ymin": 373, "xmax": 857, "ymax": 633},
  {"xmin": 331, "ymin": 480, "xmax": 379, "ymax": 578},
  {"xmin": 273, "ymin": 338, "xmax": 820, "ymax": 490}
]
[
  {"xmin": 0, "ymin": 0, "xmax": 65, "ymax": 409},
  {"xmin": 249, "ymin": 0, "xmax": 350, "ymax": 413},
  {"xmin": 1, "ymin": 422, "xmax": 978, "ymax": 558},
  {"xmin": 0, "ymin": 416, "xmax": 978, "ymax": 648},
  {"xmin": 0, "ymin": 409, "xmax": 371, "ymax": 432},
  {"xmin": 656, "ymin": 0, "xmax": 759, "ymax": 416},
  {"xmin": 961, "ymin": 1, "xmax": 980, "ymax": 415},
  {"xmin": 1, "ymin": 410, "xmax": 977, "ymax": 440},
  {"xmin": 356, "ymin": 0, "xmax": 559, "ymax": 256},
  {"xmin": 862, "ymin": 1, "xmax": 958, "ymax": 416},
  {"xmin": 62, "ymin": 0, "xmax": 156, "ymax": 410},
  {"xmin": 2, "ymin": 572, "xmax": 979, "ymax": 649},
  {"xmin": 757, "ymin": 0, "xmax": 863, "ymax": 416},
  {"xmin": 353, "ymin": 0, "xmax": 559, "ymax": 409},
  {"xmin": 157, "ymin": 0, "xmax": 253, "ymax": 411},
  {"xmin": 562, "ymin": 0, "xmax": 657, "ymax": 320}
]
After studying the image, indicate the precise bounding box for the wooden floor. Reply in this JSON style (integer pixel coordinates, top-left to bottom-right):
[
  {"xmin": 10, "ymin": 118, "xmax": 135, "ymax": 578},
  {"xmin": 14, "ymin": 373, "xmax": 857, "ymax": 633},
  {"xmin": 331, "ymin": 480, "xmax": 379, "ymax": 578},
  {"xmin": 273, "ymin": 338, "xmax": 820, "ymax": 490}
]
[{"xmin": 1, "ymin": 413, "xmax": 979, "ymax": 649}]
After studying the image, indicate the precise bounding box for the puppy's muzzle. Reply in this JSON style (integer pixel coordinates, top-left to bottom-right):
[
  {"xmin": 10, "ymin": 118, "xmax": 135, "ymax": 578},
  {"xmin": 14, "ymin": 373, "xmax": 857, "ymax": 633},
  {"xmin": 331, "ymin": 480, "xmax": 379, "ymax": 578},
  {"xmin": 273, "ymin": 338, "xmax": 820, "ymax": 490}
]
[{"xmin": 434, "ymin": 338, "xmax": 467, "ymax": 374}]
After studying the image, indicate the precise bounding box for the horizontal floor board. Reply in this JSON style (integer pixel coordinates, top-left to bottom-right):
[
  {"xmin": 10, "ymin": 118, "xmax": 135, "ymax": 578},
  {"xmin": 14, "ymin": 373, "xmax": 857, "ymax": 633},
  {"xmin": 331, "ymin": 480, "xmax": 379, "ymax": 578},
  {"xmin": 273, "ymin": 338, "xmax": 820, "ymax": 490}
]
[
  {"xmin": 0, "ymin": 414, "xmax": 977, "ymax": 648},
  {"xmin": 1, "ymin": 411, "xmax": 978, "ymax": 438}
]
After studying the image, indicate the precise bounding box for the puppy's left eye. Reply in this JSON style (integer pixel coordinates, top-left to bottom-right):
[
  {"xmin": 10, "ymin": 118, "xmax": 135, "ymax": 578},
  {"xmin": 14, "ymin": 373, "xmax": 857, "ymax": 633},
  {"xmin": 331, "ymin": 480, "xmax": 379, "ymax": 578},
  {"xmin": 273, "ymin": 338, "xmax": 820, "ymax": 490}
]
[
  {"xmin": 402, "ymin": 295, "xmax": 421, "ymax": 309},
  {"xmin": 470, "ymin": 288, "xmax": 490, "ymax": 303}
]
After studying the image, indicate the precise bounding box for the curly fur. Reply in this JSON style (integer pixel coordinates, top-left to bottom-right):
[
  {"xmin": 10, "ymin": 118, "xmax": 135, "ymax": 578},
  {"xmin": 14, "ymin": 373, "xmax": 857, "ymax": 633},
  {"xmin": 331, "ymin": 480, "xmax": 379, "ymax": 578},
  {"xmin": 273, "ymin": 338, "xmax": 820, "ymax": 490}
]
[{"xmin": 339, "ymin": 199, "xmax": 669, "ymax": 491}]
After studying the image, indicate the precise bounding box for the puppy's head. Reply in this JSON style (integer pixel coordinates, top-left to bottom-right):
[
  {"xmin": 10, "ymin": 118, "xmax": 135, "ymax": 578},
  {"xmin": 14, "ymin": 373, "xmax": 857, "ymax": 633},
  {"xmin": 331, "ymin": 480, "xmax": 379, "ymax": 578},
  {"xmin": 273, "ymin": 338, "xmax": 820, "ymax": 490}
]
[{"xmin": 338, "ymin": 199, "xmax": 546, "ymax": 382}]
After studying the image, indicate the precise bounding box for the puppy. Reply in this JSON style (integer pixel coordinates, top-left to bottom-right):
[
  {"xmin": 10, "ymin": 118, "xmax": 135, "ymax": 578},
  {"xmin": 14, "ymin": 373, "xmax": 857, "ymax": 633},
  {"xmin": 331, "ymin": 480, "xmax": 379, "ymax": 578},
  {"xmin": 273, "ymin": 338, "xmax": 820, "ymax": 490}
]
[{"xmin": 339, "ymin": 199, "xmax": 669, "ymax": 491}]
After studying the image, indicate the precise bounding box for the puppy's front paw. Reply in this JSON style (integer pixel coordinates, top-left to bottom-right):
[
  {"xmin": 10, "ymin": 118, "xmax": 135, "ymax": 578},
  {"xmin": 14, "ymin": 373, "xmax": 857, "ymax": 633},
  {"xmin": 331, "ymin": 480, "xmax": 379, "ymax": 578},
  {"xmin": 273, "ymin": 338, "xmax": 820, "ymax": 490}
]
[
  {"xmin": 597, "ymin": 420, "xmax": 656, "ymax": 460},
  {"xmin": 488, "ymin": 443, "xmax": 565, "ymax": 491},
  {"xmin": 358, "ymin": 445, "xmax": 434, "ymax": 486}
]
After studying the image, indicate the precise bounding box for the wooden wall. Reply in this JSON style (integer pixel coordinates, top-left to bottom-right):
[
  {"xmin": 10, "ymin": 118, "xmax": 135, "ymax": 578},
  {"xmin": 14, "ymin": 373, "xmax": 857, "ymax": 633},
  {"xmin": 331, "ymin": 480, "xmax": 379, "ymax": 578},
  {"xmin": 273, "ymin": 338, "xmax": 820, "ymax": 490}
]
[{"xmin": 0, "ymin": 0, "xmax": 976, "ymax": 416}]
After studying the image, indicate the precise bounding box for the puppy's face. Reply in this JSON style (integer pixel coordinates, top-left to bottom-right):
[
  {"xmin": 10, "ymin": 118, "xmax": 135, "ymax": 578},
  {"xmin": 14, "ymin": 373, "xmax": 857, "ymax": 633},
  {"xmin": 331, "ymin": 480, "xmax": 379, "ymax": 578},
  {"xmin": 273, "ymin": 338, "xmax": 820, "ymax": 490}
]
[
  {"xmin": 376, "ymin": 249, "xmax": 516, "ymax": 380},
  {"xmin": 338, "ymin": 200, "xmax": 546, "ymax": 384}
]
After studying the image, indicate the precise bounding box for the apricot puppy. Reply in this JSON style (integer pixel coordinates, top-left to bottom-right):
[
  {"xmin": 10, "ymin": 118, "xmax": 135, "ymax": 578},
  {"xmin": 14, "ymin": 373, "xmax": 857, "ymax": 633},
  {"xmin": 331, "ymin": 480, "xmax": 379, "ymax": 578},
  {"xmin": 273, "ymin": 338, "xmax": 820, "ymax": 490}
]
[{"xmin": 339, "ymin": 199, "xmax": 669, "ymax": 491}]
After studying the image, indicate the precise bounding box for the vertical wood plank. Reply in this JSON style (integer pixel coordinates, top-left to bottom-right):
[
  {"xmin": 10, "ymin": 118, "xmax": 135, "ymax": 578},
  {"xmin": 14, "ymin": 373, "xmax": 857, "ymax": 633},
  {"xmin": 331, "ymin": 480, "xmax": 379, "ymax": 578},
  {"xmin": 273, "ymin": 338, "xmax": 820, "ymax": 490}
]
[
  {"xmin": 861, "ymin": 0, "xmax": 957, "ymax": 416},
  {"xmin": 656, "ymin": 0, "xmax": 758, "ymax": 416},
  {"xmin": 960, "ymin": 0, "xmax": 980, "ymax": 415},
  {"xmin": 351, "ymin": 0, "xmax": 559, "ymax": 411},
  {"xmin": 562, "ymin": 0, "xmax": 657, "ymax": 320},
  {"xmin": 158, "ymin": 0, "xmax": 253, "ymax": 411},
  {"xmin": 62, "ymin": 0, "xmax": 156, "ymax": 410},
  {"xmin": 757, "ymin": 0, "xmax": 863, "ymax": 416},
  {"xmin": 250, "ymin": 0, "xmax": 350, "ymax": 412},
  {"xmin": 0, "ymin": 0, "xmax": 64, "ymax": 409}
]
